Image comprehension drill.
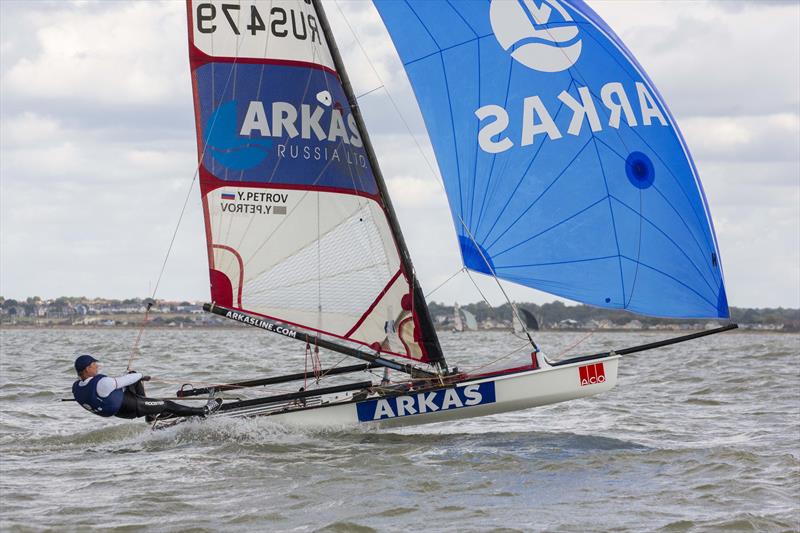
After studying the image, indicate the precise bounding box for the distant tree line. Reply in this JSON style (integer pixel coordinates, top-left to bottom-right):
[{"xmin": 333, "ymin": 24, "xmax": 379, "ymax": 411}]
[
  {"xmin": 2, "ymin": 296, "xmax": 797, "ymax": 330},
  {"xmin": 428, "ymin": 300, "xmax": 799, "ymax": 329}
]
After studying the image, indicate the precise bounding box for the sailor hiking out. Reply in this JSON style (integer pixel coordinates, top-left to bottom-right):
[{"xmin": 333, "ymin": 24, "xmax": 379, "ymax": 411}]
[{"xmin": 71, "ymin": 355, "xmax": 220, "ymax": 421}]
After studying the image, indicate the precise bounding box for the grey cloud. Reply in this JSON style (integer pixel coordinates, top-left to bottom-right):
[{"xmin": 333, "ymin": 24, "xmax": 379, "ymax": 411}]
[
  {"xmin": 1, "ymin": 0, "xmax": 797, "ymax": 309},
  {"xmin": 710, "ymin": 0, "xmax": 797, "ymax": 14}
]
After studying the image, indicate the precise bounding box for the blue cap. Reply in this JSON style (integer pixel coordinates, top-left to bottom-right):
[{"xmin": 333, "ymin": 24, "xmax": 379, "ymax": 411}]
[{"xmin": 74, "ymin": 355, "xmax": 98, "ymax": 373}]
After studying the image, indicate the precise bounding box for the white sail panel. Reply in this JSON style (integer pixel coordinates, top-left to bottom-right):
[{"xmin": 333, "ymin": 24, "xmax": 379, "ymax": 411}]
[
  {"xmin": 208, "ymin": 186, "xmax": 408, "ymax": 348},
  {"xmin": 190, "ymin": 0, "xmax": 335, "ymax": 70}
]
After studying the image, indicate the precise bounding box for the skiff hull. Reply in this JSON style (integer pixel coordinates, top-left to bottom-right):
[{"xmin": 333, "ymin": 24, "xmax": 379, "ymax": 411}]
[{"xmin": 187, "ymin": 355, "xmax": 620, "ymax": 430}]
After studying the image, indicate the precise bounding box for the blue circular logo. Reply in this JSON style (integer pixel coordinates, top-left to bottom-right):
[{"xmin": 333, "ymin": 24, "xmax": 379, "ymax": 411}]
[{"xmin": 625, "ymin": 152, "xmax": 655, "ymax": 189}]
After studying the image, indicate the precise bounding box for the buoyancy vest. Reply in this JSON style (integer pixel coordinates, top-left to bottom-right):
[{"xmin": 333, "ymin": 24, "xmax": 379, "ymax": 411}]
[{"xmin": 72, "ymin": 375, "xmax": 124, "ymax": 417}]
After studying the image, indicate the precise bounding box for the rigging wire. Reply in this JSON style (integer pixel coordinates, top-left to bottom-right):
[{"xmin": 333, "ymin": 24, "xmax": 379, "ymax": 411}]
[
  {"xmin": 424, "ymin": 267, "xmax": 465, "ymax": 299},
  {"xmin": 332, "ymin": 0, "xmax": 443, "ymax": 187},
  {"xmin": 556, "ymin": 330, "xmax": 596, "ymax": 358},
  {"xmin": 463, "ymin": 267, "xmax": 493, "ymax": 310},
  {"xmin": 127, "ymin": 9, "xmax": 247, "ymax": 371},
  {"xmin": 456, "ymin": 213, "xmax": 540, "ymax": 353},
  {"xmin": 461, "ymin": 341, "xmax": 532, "ymax": 375},
  {"xmin": 125, "ymin": 300, "xmax": 153, "ymax": 371}
]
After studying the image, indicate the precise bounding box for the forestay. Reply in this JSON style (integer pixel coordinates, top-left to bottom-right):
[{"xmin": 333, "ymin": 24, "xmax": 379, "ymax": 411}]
[
  {"xmin": 374, "ymin": 0, "xmax": 729, "ymax": 318},
  {"xmin": 186, "ymin": 0, "xmax": 442, "ymax": 363}
]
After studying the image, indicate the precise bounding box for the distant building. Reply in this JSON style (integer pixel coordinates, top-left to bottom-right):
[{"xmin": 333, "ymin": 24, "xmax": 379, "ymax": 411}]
[{"xmin": 557, "ymin": 319, "xmax": 579, "ymax": 329}]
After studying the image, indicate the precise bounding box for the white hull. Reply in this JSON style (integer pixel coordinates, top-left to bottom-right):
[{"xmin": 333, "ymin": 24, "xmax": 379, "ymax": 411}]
[{"xmin": 181, "ymin": 355, "xmax": 620, "ymax": 430}]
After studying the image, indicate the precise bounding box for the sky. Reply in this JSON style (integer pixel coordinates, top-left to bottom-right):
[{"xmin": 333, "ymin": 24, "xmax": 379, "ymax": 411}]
[{"xmin": 1, "ymin": 0, "xmax": 798, "ymax": 310}]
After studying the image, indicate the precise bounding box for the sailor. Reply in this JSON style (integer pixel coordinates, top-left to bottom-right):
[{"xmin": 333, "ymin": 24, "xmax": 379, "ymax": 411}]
[{"xmin": 71, "ymin": 355, "xmax": 221, "ymax": 421}]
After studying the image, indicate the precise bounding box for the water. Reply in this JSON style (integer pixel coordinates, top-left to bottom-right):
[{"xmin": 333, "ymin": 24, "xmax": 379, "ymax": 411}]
[{"xmin": 1, "ymin": 328, "xmax": 798, "ymax": 532}]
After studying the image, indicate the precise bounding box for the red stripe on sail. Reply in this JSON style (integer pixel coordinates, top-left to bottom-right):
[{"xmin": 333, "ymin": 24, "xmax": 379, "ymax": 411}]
[
  {"xmin": 344, "ymin": 269, "xmax": 403, "ymax": 338},
  {"xmin": 189, "ymin": 48, "xmax": 339, "ymax": 77}
]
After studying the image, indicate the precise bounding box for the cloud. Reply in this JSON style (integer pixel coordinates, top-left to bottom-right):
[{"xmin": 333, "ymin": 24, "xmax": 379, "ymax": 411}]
[
  {"xmin": 2, "ymin": 2, "xmax": 186, "ymax": 107},
  {"xmin": 1, "ymin": 112, "xmax": 61, "ymax": 145},
  {"xmin": 593, "ymin": 0, "xmax": 800, "ymax": 118},
  {"xmin": 681, "ymin": 113, "xmax": 800, "ymax": 164},
  {"xmin": 0, "ymin": 0, "xmax": 797, "ymax": 310}
]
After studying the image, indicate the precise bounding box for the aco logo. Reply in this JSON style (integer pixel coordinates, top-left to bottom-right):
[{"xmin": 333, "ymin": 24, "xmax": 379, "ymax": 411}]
[
  {"xmin": 489, "ymin": 0, "xmax": 582, "ymax": 73},
  {"xmin": 578, "ymin": 362, "xmax": 606, "ymax": 386}
]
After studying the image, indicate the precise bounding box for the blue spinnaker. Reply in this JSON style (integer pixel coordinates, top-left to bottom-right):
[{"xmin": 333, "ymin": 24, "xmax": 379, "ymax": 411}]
[{"xmin": 374, "ymin": 0, "xmax": 728, "ymax": 318}]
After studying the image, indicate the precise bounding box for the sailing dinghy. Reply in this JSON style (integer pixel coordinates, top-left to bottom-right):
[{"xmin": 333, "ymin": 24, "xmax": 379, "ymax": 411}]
[
  {"xmin": 513, "ymin": 308, "xmax": 540, "ymax": 334},
  {"xmin": 452, "ymin": 303, "xmax": 478, "ymax": 332},
  {"xmin": 156, "ymin": 0, "xmax": 736, "ymax": 429}
]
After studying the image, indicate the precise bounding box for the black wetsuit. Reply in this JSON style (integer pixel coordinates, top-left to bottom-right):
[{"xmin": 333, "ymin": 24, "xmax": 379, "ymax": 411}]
[{"xmin": 115, "ymin": 380, "xmax": 206, "ymax": 420}]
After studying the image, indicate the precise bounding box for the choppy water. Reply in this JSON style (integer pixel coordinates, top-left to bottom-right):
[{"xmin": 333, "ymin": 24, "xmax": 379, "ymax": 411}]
[{"xmin": 0, "ymin": 328, "xmax": 798, "ymax": 532}]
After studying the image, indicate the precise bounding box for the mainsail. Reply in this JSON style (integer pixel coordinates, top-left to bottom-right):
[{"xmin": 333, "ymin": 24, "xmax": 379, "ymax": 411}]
[
  {"xmin": 374, "ymin": 0, "xmax": 729, "ymax": 319},
  {"xmin": 186, "ymin": 0, "xmax": 443, "ymax": 364},
  {"xmin": 462, "ymin": 309, "xmax": 478, "ymax": 331},
  {"xmin": 513, "ymin": 308, "xmax": 539, "ymax": 333},
  {"xmin": 452, "ymin": 302, "xmax": 464, "ymax": 332}
]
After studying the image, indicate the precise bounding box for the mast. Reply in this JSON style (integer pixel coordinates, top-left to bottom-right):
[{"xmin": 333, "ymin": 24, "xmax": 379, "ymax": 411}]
[{"xmin": 312, "ymin": 0, "xmax": 446, "ymax": 371}]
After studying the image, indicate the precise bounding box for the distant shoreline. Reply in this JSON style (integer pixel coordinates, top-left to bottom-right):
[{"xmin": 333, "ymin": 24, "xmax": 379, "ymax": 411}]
[
  {"xmin": 1, "ymin": 324, "xmax": 794, "ymax": 334},
  {"xmin": 3, "ymin": 298, "xmax": 796, "ymax": 332}
]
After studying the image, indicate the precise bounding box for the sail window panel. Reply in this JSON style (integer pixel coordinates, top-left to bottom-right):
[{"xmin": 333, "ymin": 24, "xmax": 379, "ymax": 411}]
[
  {"xmin": 208, "ymin": 188, "xmax": 402, "ymax": 338},
  {"xmin": 244, "ymin": 201, "xmax": 396, "ymax": 317},
  {"xmin": 210, "ymin": 188, "xmax": 386, "ymax": 274}
]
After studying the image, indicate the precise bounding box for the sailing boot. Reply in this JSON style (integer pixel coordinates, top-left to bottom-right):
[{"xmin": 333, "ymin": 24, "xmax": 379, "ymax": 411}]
[{"xmin": 204, "ymin": 398, "xmax": 223, "ymax": 416}]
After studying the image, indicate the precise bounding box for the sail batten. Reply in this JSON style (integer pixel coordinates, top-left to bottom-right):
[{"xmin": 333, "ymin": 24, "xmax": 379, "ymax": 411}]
[
  {"xmin": 375, "ymin": 0, "xmax": 729, "ymax": 319},
  {"xmin": 186, "ymin": 0, "xmax": 444, "ymax": 363}
]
